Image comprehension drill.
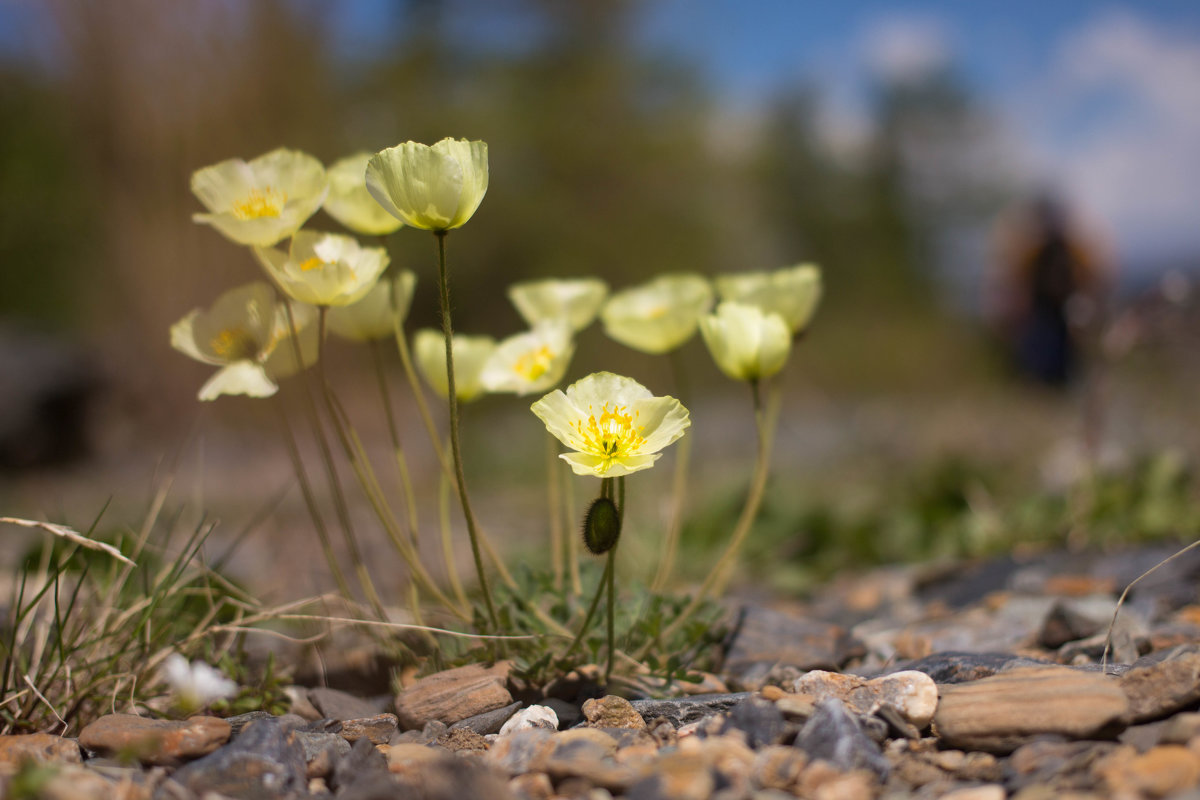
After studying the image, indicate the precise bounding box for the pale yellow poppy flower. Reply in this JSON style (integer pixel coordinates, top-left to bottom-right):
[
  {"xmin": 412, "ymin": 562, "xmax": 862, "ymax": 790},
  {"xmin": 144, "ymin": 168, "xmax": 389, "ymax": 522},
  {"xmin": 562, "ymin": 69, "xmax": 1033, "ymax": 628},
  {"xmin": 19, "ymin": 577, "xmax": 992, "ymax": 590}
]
[
  {"xmin": 366, "ymin": 139, "xmax": 488, "ymax": 231},
  {"xmin": 531, "ymin": 372, "xmax": 690, "ymax": 478},
  {"xmin": 328, "ymin": 270, "xmax": 416, "ymax": 343},
  {"xmin": 191, "ymin": 148, "xmax": 327, "ymax": 247},
  {"xmin": 253, "ymin": 231, "xmax": 389, "ymax": 308},
  {"xmin": 600, "ymin": 274, "xmax": 714, "ymax": 354},
  {"xmin": 323, "ymin": 152, "xmax": 404, "ymax": 236},
  {"xmin": 169, "ymin": 282, "xmax": 318, "ymax": 401},
  {"xmin": 480, "ymin": 320, "xmax": 575, "ymax": 396},
  {"xmin": 700, "ymin": 302, "xmax": 792, "ymax": 382},
  {"xmin": 413, "ymin": 329, "xmax": 495, "ymax": 402},
  {"xmin": 508, "ymin": 278, "xmax": 609, "ymax": 332},
  {"xmin": 714, "ymin": 263, "xmax": 822, "ymax": 334}
]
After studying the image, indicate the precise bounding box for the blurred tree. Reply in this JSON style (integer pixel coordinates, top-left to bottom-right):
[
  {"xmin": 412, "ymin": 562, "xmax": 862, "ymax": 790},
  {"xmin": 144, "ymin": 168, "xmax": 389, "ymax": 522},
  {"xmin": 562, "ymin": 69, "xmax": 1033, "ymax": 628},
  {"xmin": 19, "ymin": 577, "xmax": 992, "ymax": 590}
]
[{"xmin": 0, "ymin": 68, "xmax": 93, "ymax": 327}]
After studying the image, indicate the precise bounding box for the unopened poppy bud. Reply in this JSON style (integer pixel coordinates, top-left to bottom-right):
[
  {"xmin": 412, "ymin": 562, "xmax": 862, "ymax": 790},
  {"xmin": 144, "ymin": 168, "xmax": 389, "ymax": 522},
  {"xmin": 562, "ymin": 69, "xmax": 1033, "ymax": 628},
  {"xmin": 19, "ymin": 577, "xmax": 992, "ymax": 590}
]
[{"xmin": 582, "ymin": 497, "xmax": 621, "ymax": 555}]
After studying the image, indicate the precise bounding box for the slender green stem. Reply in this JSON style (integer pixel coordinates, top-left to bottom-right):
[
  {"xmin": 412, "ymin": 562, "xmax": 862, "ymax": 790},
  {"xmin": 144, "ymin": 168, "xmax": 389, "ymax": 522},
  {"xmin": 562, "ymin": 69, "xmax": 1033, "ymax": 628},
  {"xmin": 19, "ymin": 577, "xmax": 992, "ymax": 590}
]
[
  {"xmin": 393, "ymin": 297, "xmax": 520, "ymax": 593},
  {"xmin": 564, "ymin": 472, "xmax": 582, "ymax": 596},
  {"xmin": 272, "ymin": 394, "xmax": 353, "ymax": 601},
  {"xmin": 559, "ymin": 543, "xmax": 613, "ymax": 661},
  {"xmin": 653, "ymin": 351, "xmax": 692, "ymax": 590},
  {"xmin": 323, "ymin": 382, "xmax": 464, "ymax": 616},
  {"xmin": 371, "ymin": 339, "xmax": 420, "ymax": 545},
  {"xmin": 439, "ymin": 436, "xmax": 470, "ymax": 610},
  {"xmin": 649, "ymin": 380, "xmax": 781, "ymax": 651},
  {"xmin": 433, "ymin": 230, "xmax": 499, "ymax": 631},
  {"xmin": 315, "ymin": 307, "xmax": 387, "ymax": 620},
  {"xmin": 547, "ymin": 433, "xmax": 565, "ymax": 591},
  {"xmin": 604, "ymin": 546, "xmax": 616, "ymax": 684}
]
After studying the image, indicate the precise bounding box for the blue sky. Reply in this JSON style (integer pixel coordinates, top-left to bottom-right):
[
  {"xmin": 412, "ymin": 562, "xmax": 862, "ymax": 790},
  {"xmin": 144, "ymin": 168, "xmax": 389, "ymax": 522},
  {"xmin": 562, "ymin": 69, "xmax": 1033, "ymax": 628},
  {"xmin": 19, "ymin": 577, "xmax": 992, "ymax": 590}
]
[{"xmin": 3, "ymin": 0, "xmax": 1198, "ymax": 268}]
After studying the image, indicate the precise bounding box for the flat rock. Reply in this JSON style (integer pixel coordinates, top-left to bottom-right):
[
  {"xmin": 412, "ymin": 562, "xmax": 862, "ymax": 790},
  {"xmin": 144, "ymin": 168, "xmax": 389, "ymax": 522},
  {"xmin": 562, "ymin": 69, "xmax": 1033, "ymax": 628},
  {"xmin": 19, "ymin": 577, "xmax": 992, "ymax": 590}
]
[
  {"xmin": 1119, "ymin": 644, "xmax": 1200, "ymax": 723},
  {"xmin": 308, "ymin": 686, "xmax": 387, "ymax": 720},
  {"xmin": 886, "ymin": 651, "xmax": 1054, "ymax": 684},
  {"xmin": 0, "ymin": 733, "xmax": 81, "ymax": 771},
  {"xmin": 162, "ymin": 717, "xmax": 307, "ymax": 799},
  {"xmin": 582, "ymin": 695, "xmax": 646, "ymax": 730},
  {"xmin": 338, "ymin": 713, "xmax": 398, "ymax": 744},
  {"xmin": 631, "ymin": 693, "xmax": 749, "ymax": 728},
  {"xmin": 794, "ymin": 697, "xmax": 889, "ymax": 780},
  {"xmin": 934, "ymin": 666, "xmax": 1129, "ymax": 753},
  {"xmin": 450, "ymin": 700, "xmax": 522, "ymax": 735},
  {"xmin": 394, "ymin": 661, "xmax": 513, "ymax": 729},
  {"xmin": 78, "ymin": 714, "xmax": 230, "ymax": 766},
  {"xmin": 725, "ymin": 605, "xmax": 865, "ymax": 675},
  {"xmin": 794, "ymin": 669, "xmax": 938, "ymax": 728}
]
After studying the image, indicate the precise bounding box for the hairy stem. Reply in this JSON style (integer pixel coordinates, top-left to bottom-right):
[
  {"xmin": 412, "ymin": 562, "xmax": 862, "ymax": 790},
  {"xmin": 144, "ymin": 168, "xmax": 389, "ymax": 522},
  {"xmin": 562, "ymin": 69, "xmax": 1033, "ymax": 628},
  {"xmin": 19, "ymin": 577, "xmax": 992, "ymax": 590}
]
[{"xmin": 434, "ymin": 231, "xmax": 499, "ymax": 631}]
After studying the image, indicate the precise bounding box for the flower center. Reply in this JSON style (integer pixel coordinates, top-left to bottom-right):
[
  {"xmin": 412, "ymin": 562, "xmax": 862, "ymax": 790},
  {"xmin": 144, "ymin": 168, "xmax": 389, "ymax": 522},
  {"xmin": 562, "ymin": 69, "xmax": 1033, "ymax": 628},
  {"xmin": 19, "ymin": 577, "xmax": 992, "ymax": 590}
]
[
  {"xmin": 298, "ymin": 257, "xmax": 330, "ymax": 272},
  {"xmin": 513, "ymin": 345, "xmax": 554, "ymax": 381},
  {"xmin": 209, "ymin": 328, "xmax": 258, "ymax": 361},
  {"xmin": 231, "ymin": 187, "xmax": 287, "ymax": 220},
  {"xmin": 572, "ymin": 403, "xmax": 645, "ymax": 468}
]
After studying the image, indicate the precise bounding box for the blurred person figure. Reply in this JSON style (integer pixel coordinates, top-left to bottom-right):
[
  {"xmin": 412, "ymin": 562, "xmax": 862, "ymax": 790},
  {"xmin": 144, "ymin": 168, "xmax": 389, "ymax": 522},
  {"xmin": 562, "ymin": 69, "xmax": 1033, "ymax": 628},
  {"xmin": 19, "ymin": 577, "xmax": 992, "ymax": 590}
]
[{"xmin": 988, "ymin": 193, "xmax": 1110, "ymax": 386}]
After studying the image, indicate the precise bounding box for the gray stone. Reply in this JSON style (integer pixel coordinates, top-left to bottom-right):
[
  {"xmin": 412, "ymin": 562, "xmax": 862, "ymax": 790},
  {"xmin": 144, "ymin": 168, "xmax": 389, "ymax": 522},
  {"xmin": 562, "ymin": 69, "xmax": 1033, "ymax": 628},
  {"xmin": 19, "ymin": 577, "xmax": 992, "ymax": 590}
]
[
  {"xmin": 631, "ymin": 693, "xmax": 750, "ymax": 728},
  {"xmin": 719, "ymin": 695, "xmax": 792, "ymax": 748},
  {"xmin": 794, "ymin": 698, "xmax": 889, "ymax": 780},
  {"xmin": 885, "ymin": 651, "xmax": 1054, "ymax": 684},
  {"xmin": 725, "ymin": 605, "xmax": 865, "ymax": 675},
  {"xmin": 450, "ymin": 700, "xmax": 522, "ymax": 735},
  {"xmin": 159, "ymin": 716, "xmax": 307, "ymax": 799},
  {"xmin": 309, "ymin": 686, "xmax": 387, "ymax": 720}
]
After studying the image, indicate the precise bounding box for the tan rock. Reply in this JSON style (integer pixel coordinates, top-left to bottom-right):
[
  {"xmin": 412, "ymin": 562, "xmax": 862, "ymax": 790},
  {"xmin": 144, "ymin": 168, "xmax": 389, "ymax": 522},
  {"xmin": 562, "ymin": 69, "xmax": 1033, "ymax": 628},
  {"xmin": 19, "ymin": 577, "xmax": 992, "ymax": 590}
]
[
  {"xmin": 394, "ymin": 661, "xmax": 513, "ymax": 729},
  {"xmin": 752, "ymin": 745, "xmax": 808, "ymax": 791},
  {"xmin": 32, "ymin": 764, "xmax": 150, "ymax": 800},
  {"xmin": 1097, "ymin": 744, "xmax": 1200, "ymax": 798},
  {"xmin": 508, "ymin": 772, "xmax": 553, "ymax": 800},
  {"xmin": 794, "ymin": 668, "xmax": 938, "ymax": 728},
  {"xmin": 383, "ymin": 742, "xmax": 449, "ymax": 774},
  {"xmin": 77, "ymin": 714, "xmax": 230, "ymax": 766},
  {"xmin": 0, "ymin": 733, "xmax": 81, "ymax": 772},
  {"xmin": 1119, "ymin": 648, "xmax": 1200, "ymax": 724},
  {"xmin": 581, "ymin": 695, "xmax": 646, "ymax": 730},
  {"xmin": 940, "ymin": 786, "xmax": 1006, "ymax": 800},
  {"xmin": 338, "ymin": 713, "xmax": 398, "ymax": 744},
  {"xmin": 933, "ymin": 666, "xmax": 1128, "ymax": 753}
]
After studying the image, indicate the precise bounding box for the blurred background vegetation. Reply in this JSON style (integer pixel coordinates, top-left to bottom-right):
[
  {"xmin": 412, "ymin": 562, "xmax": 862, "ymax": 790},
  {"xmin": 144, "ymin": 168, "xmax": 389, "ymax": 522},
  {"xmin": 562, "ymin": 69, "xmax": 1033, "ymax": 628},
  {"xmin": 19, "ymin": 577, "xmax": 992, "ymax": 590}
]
[{"xmin": 2, "ymin": 0, "xmax": 1199, "ymax": 600}]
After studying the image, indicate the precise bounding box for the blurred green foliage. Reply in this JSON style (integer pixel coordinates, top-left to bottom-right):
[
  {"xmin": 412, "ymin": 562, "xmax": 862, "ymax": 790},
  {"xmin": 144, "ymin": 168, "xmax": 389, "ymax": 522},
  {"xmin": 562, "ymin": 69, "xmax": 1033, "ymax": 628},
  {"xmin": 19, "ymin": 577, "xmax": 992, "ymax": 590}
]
[
  {"xmin": 0, "ymin": 0, "xmax": 1009, "ymax": 405},
  {"xmin": 686, "ymin": 450, "xmax": 1200, "ymax": 594}
]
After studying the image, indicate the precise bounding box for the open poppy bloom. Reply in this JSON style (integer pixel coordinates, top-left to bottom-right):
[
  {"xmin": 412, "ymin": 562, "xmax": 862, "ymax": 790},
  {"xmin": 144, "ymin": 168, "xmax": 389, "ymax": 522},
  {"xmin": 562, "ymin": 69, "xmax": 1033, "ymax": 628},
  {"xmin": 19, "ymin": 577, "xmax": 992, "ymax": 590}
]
[
  {"xmin": 169, "ymin": 282, "xmax": 318, "ymax": 401},
  {"xmin": 531, "ymin": 372, "xmax": 690, "ymax": 477},
  {"xmin": 253, "ymin": 231, "xmax": 389, "ymax": 307},
  {"xmin": 191, "ymin": 148, "xmax": 327, "ymax": 247},
  {"xmin": 480, "ymin": 320, "xmax": 575, "ymax": 396}
]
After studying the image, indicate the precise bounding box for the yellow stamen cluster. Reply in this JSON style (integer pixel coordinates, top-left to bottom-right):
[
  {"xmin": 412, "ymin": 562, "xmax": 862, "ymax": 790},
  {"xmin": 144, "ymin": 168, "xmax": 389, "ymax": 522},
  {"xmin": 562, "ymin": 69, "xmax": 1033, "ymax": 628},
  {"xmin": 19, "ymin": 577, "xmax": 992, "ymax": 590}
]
[
  {"xmin": 572, "ymin": 403, "xmax": 645, "ymax": 464},
  {"xmin": 209, "ymin": 328, "xmax": 257, "ymax": 361},
  {"xmin": 232, "ymin": 187, "xmax": 287, "ymax": 220},
  {"xmin": 298, "ymin": 257, "xmax": 328, "ymax": 272},
  {"xmin": 513, "ymin": 345, "xmax": 554, "ymax": 381}
]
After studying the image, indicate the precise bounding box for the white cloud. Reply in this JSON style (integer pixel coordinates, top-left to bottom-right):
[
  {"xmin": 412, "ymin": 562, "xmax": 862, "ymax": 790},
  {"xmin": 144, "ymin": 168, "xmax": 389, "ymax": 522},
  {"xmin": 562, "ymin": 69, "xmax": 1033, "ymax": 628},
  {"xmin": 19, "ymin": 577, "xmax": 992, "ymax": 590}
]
[
  {"xmin": 859, "ymin": 16, "xmax": 953, "ymax": 83},
  {"xmin": 1014, "ymin": 10, "xmax": 1200, "ymax": 266}
]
